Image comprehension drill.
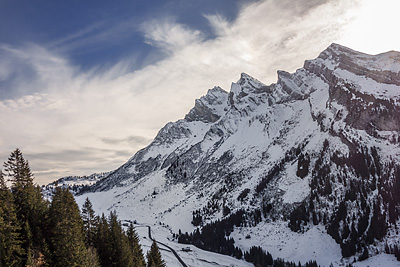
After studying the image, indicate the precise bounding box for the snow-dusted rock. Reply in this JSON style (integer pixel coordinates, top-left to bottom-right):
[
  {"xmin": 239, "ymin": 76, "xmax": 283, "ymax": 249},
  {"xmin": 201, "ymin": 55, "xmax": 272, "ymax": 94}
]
[{"xmin": 53, "ymin": 44, "xmax": 400, "ymax": 266}]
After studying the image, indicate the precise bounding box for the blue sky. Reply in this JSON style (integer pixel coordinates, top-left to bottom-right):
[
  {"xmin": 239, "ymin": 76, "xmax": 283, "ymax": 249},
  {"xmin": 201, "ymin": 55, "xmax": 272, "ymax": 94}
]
[
  {"xmin": 0, "ymin": 0, "xmax": 399, "ymax": 184},
  {"xmin": 0, "ymin": 0, "xmax": 250, "ymax": 98},
  {"xmin": 0, "ymin": 0, "xmax": 249, "ymax": 70}
]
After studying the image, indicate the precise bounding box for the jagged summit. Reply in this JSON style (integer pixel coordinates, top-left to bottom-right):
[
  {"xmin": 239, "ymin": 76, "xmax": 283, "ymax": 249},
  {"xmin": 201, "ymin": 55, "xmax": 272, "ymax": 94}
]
[
  {"xmin": 308, "ymin": 43, "xmax": 400, "ymax": 87},
  {"xmin": 58, "ymin": 44, "xmax": 400, "ymax": 265},
  {"xmin": 230, "ymin": 73, "xmax": 272, "ymax": 98},
  {"xmin": 319, "ymin": 42, "xmax": 400, "ymax": 63},
  {"xmin": 314, "ymin": 43, "xmax": 400, "ymax": 74},
  {"xmin": 185, "ymin": 86, "xmax": 228, "ymax": 123},
  {"xmin": 74, "ymin": 42, "xmax": 400, "ymax": 192},
  {"xmin": 322, "ymin": 43, "xmax": 370, "ymax": 57}
]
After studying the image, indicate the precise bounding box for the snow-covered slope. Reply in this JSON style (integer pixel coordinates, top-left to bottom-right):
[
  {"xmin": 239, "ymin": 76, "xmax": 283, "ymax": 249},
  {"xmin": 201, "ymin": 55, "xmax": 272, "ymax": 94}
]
[
  {"xmin": 42, "ymin": 172, "xmax": 109, "ymax": 199},
  {"xmin": 71, "ymin": 44, "xmax": 400, "ymax": 266}
]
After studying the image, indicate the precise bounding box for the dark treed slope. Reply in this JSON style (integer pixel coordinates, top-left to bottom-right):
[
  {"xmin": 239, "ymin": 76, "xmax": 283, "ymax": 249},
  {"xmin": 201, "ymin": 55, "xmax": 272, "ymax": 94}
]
[{"xmin": 0, "ymin": 149, "xmax": 165, "ymax": 267}]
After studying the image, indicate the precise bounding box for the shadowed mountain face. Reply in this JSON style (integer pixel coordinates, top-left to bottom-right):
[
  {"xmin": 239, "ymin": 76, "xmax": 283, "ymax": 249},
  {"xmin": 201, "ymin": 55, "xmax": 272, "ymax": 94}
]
[{"xmin": 51, "ymin": 44, "xmax": 400, "ymax": 263}]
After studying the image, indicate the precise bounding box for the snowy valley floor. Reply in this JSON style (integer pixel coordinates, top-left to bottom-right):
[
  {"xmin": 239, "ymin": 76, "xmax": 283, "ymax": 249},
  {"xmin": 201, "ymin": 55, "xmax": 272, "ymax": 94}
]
[
  {"xmin": 133, "ymin": 222, "xmax": 398, "ymax": 267},
  {"xmin": 75, "ymin": 176, "xmax": 399, "ymax": 267}
]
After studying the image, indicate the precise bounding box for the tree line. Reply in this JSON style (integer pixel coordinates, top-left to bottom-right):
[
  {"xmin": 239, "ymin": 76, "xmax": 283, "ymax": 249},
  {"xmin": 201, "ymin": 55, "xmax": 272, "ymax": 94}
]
[
  {"xmin": 288, "ymin": 141, "xmax": 400, "ymax": 259},
  {"xmin": 179, "ymin": 209, "xmax": 321, "ymax": 267},
  {"xmin": 0, "ymin": 148, "xmax": 166, "ymax": 267}
]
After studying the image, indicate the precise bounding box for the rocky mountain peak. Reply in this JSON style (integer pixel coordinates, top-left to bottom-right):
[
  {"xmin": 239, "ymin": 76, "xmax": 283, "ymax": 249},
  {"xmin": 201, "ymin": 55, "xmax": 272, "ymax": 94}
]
[
  {"xmin": 301, "ymin": 44, "xmax": 400, "ymax": 134},
  {"xmin": 232, "ymin": 72, "xmax": 271, "ymax": 95},
  {"xmin": 65, "ymin": 44, "xmax": 400, "ymax": 265},
  {"xmin": 321, "ymin": 43, "xmax": 400, "ymax": 73},
  {"xmin": 305, "ymin": 43, "xmax": 400, "ymax": 87},
  {"xmin": 184, "ymin": 86, "xmax": 228, "ymax": 123}
]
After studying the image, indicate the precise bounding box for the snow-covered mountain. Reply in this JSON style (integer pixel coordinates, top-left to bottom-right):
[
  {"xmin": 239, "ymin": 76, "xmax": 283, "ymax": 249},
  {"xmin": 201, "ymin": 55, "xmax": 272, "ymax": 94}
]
[
  {"xmin": 42, "ymin": 172, "xmax": 109, "ymax": 199},
  {"xmin": 64, "ymin": 44, "xmax": 400, "ymax": 266}
]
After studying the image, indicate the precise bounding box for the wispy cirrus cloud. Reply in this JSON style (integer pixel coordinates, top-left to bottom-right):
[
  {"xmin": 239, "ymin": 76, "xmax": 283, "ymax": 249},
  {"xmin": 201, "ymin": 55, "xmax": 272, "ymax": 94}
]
[
  {"xmin": 47, "ymin": 17, "xmax": 142, "ymax": 56},
  {"xmin": 141, "ymin": 17, "xmax": 205, "ymax": 54},
  {"xmin": 2, "ymin": 0, "xmax": 390, "ymax": 185}
]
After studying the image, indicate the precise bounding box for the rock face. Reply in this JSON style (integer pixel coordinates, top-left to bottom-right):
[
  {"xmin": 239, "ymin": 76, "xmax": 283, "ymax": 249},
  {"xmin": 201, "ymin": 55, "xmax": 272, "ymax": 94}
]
[
  {"xmin": 185, "ymin": 86, "xmax": 228, "ymax": 123},
  {"xmin": 305, "ymin": 43, "xmax": 400, "ymax": 133},
  {"xmin": 69, "ymin": 44, "xmax": 400, "ymax": 264}
]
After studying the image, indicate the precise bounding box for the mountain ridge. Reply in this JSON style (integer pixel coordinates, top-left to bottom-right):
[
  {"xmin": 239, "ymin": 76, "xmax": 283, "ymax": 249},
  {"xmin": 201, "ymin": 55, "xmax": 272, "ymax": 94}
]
[{"xmin": 50, "ymin": 43, "xmax": 400, "ymax": 266}]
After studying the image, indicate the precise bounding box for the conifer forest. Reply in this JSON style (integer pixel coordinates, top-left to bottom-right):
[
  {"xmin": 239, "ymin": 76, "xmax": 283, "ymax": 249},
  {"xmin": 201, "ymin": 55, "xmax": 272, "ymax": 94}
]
[{"xmin": 0, "ymin": 148, "xmax": 165, "ymax": 267}]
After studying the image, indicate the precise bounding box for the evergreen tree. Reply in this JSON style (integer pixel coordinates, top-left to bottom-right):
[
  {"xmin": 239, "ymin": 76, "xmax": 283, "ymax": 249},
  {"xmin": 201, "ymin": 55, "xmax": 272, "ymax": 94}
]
[
  {"xmin": 48, "ymin": 187, "xmax": 88, "ymax": 267},
  {"xmin": 81, "ymin": 197, "xmax": 101, "ymax": 267},
  {"xmin": 3, "ymin": 149, "xmax": 48, "ymax": 265},
  {"xmin": 0, "ymin": 170, "xmax": 24, "ymax": 266},
  {"xmin": 85, "ymin": 246, "xmax": 101, "ymax": 267},
  {"xmin": 0, "ymin": 170, "xmax": 6, "ymax": 188},
  {"xmin": 94, "ymin": 212, "xmax": 136, "ymax": 267},
  {"xmin": 244, "ymin": 246, "xmax": 273, "ymax": 266},
  {"xmin": 107, "ymin": 211, "xmax": 134, "ymax": 267},
  {"xmin": 127, "ymin": 222, "xmax": 146, "ymax": 267},
  {"xmin": 81, "ymin": 197, "xmax": 97, "ymax": 247},
  {"xmin": 93, "ymin": 213, "xmax": 110, "ymax": 266},
  {"xmin": 3, "ymin": 148, "xmax": 33, "ymax": 187},
  {"xmin": 147, "ymin": 239, "xmax": 166, "ymax": 267}
]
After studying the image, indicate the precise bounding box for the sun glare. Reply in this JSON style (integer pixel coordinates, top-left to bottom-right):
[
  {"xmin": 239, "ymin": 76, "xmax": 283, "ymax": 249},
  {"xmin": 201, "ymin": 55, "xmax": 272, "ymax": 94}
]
[{"xmin": 339, "ymin": 0, "xmax": 400, "ymax": 54}]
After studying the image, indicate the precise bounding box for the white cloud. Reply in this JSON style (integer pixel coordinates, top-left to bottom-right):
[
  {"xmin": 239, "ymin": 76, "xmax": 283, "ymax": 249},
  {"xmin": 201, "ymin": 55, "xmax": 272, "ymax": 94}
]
[
  {"xmin": 204, "ymin": 13, "xmax": 233, "ymax": 36},
  {"xmin": 141, "ymin": 18, "xmax": 205, "ymax": 54},
  {"xmin": 1, "ymin": 0, "xmax": 389, "ymax": 185}
]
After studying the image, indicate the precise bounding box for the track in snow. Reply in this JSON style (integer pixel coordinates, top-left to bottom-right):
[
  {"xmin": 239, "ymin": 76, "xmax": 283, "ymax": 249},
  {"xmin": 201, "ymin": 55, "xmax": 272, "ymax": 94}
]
[{"xmin": 126, "ymin": 221, "xmax": 188, "ymax": 267}]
